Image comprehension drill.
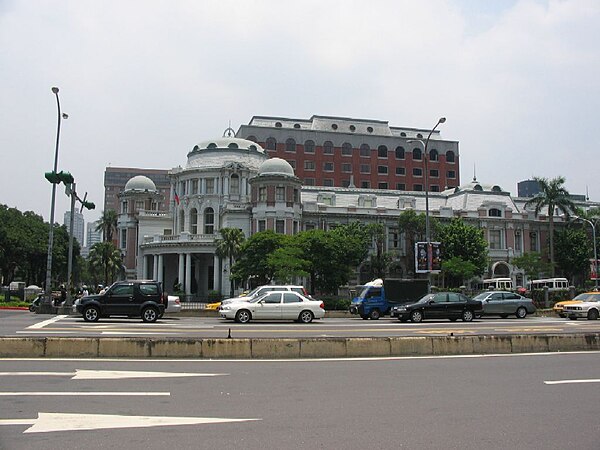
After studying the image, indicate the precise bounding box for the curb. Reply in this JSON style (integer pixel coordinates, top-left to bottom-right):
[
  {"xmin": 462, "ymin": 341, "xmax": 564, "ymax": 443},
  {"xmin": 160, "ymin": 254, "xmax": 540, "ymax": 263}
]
[{"xmin": 1, "ymin": 334, "xmax": 598, "ymax": 359}]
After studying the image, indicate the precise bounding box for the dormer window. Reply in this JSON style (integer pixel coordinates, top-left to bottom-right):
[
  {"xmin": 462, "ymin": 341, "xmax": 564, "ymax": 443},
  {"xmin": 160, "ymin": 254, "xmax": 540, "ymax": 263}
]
[{"xmin": 489, "ymin": 208, "xmax": 502, "ymax": 217}]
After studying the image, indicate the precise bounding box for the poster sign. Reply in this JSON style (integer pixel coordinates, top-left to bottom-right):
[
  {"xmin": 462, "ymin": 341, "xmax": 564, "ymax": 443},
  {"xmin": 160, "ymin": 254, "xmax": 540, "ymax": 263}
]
[
  {"xmin": 415, "ymin": 242, "xmax": 442, "ymax": 274},
  {"xmin": 590, "ymin": 259, "xmax": 599, "ymax": 280}
]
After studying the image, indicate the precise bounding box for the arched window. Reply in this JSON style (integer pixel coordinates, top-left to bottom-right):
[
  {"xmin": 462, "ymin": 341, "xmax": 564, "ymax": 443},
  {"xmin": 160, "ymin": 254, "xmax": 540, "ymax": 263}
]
[
  {"xmin": 179, "ymin": 210, "xmax": 185, "ymax": 233},
  {"xmin": 489, "ymin": 208, "xmax": 502, "ymax": 217},
  {"xmin": 429, "ymin": 149, "xmax": 438, "ymax": 161},
  {"xmin": 246, "ymin": 135, "xmax": 258, "ymax": 143},
  {"xmin": 341, "ymin": 142, "xmax": 352, "ymax": 156},
  {"xmin": 266, "ymin": 137, "xmax": 277, "ymax": 151},
  {"xmin": 378, "ymin": 145, "xmax": 388, "ymax": 158},
  {"xmin": 360, "ymin": 143, "xmax": 370, "ymax": 157},
  {"xmin": 204, "ymin": 208, "xmax": 215, "ymax": 234},
  {"xmin": 412, "ymin": 148, "xmax": 422, "ymax": 160},
  {"xmin": 190, "ymin": 208, "xmax": 198, "ymax": 234},
  {"xmin": 395, "ymin": 146, "xmax": 405, "ymax": 159},
  {"xmin": 446, "ymin": 151, "xmax": 455, "ymax": 163},
  {"xmin": 323, "ymin": 141, "xmax": 334, "ymax": 154},
  {"xmin": 285, "ymin": 138, "xmax": 296, "ymax": 152},
  {"xmin": 230, "ymin": 174, "xmax": 240, "ymax": 195},
  {"xmin": 304, "ymin": 140, "xmax": 315, "ymax": 154}
]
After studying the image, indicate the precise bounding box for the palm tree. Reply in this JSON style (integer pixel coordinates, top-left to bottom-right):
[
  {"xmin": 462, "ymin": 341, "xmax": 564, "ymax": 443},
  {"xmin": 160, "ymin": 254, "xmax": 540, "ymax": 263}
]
[
  {"xmin": 215, "ymin": 228, "xmax": 246, "ymax": 297},
  {"xmin": 88, "ymin": 241, "xmax": 123, "ymax": 286},
  {"xmin": 96, "ymin": 210, "xmax": 118, "ymax": 243},
  {"xmin": 525, "ymin": 176, "xmax": 576, "ymax": 276}
]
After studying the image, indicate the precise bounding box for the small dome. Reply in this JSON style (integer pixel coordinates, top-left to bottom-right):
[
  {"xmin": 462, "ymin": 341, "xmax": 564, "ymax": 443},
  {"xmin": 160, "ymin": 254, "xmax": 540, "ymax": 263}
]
[
  {"xmin": 258, "ymin": 158, "xmax": 295, "ymax": 176},
  {"xmin": 124, "ymin": 175, "xmax": 156, "ymax": 192}
]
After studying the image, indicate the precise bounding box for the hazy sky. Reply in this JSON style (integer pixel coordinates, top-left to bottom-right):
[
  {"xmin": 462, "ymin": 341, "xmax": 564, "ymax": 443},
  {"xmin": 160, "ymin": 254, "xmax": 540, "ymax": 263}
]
[{"xmin": 1, "ymin": 0, "xmax": 599, "ymax": 232}]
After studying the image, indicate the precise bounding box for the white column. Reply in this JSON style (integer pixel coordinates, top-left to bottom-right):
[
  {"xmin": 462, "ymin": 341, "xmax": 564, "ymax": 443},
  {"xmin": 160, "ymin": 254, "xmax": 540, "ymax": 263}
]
[
  {"xmin": 213, "ymin": 254, "xmax": 220, "ymax": 293},
  {"xmin": 153, "ymin": 255, "xmax": 158, "ymax": 280},
  {"xmin": 178, "ymin": 253, "xmax": 185, "ymax": 291},
  {"xmin": 142, "ymin": 255, "xmax": 148, "ymax": 279},
  {"xmin": 158, "ymin": 254, "xmax": 164, "ymax": 284},
  {"xmin": 185, "ymin": 253, "xmax": 192, "ymax": 295}
]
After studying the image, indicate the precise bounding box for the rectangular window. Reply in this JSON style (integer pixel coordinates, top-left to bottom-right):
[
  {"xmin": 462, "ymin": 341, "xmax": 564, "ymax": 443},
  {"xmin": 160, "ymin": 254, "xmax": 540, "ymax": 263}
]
[
  {"xmin": 389, "ymin": 229, "xmax": 400, "ymax": 249},
  {"xmin": 363, "ymin": 198, "xmax": 373, "ymax": 207},
  {"xmin": 396, "ymin": 183, "xmax": 405, "ymax": 190},
  {"xmin": 429, "ymin": 169, "xmax": 439, "ymax": 178},
  {"xmin": 323, "ymin": 179, "xmax": 334, "ymax": 187},
  {"xmin": 135, "ymin": 200, "xmax": 144, "ymax": 211},
  {"xmin": 323, "ymin": 162, "xmax": 334, "ymax": 172},
  {"xmin": 396, "ymin": 167, "xmax": 405, "ymax": 176},
  {"xmin": 305, "ymin": 161, "xmax": 315, "ymax": 171},
  {"xmin": 530, "ymin": 232, "xmax": 538, "ymax": 251},
  {"xmin": 191, "ymin": 179, "xmax": 198, "ymax": 194},
  {"xmin": 304, "ymin": 178, "xmax": 315, "ymax": 186},
  {"xmin": 489, "ymin": 230, "xmax": 502, "ymax": 249},
  {"xmin": 413, "ymin": 184, "xmax": 423, "ymax": 191},
  {"xmin": 515, "ymin": 231, "xmax": 522, "ymax": 252},
  {"xmin": 120, "ymin": 229, "xmax": 127, "ymax": 249},
  {"xmin": 413, "ymin": 168, "xmax": 423, "ymax": 177},
  {"xmin": 342, "ymin": 145, "xmax": 352, "ymax": 156},
  {"xmin": 342, "ymin": 179, "xmax": 350, "ymax": 187},
  {"xmin": 275, "ymin": 219, "xmax": 285, "ymax": 234},
  {"xmin": 341, "ymin": 163, "xmax": 352, "ymax": 172},
  {"xmin": 430, "ymin": 185, "xmax": 440, "ymax": 192},
  {"xmin": 378, "ymin": 166, "xmax": 388, "ymax": 174},
  {"xmin": 360, "ymin": 165, "xmax": 371, "ymax": 174},
  {"xmin": 259, "ymin": 187, "xmax": 267, "ymax": 201},
  {"xmin": 276, "ymin": 187, "xmax": 285, "ymax": 201},
  {"xmin": 447, "ymin": 170, "xmax": 456, "ymax": 179},
  {"xmin": 121, "ymin": 201, "xmax": 128, "ymax": 214},
  {"xmin": 258, "ymin": 220, "xmax": 266, "ymax": 232},
  {"xmin": 361, "ymin": 181, "xmax": 370, "ymax": 188},
  {"xmin": 378, "ymin": 182, "xmax": 388, "ymax": 189},
  {"xmin": 206, "ymin": 178, "xmax": 214, "ymax": 194}
]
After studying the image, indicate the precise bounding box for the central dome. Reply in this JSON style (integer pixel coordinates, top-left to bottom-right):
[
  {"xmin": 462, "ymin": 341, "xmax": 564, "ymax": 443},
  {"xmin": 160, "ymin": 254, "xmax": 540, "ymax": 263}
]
[
  {"xmin": 258, "ymin": 158, "xmax": 295, "ymax": 176},
  {"xmin": 124, "ymin": 175, "xmax": 156, "ymax": 192}
]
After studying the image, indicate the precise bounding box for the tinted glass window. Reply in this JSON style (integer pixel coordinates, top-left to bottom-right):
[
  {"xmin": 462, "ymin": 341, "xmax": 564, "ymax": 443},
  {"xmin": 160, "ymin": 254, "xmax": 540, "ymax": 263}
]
[
  {"xmin": 284, "ymin": 293, "xmax": 302, "ymax": 303},
  {"xmin": 503, "ymin": 293, "xmax": 520, "ymax": 300},
  {"xmin": 447, "ymin": 293, "xmax": 462, "ymax": 302},
  {"xmin": 112, "ymin": 284, "xmax": 133, "ymax": 295},
  {"xmin": 432, "ymin": 293, "xmax": 447, "ymax": 303},
  {"xmin": 263, "ymin": 293, "xmax": 282, "ymax": 304},
  {"xmin": 491, "ymin": 293, "xmax": 503, "ymax": 300},
  {"xmin": 139, "ymin": 284, "xmax": 158, "ymax": 295}
]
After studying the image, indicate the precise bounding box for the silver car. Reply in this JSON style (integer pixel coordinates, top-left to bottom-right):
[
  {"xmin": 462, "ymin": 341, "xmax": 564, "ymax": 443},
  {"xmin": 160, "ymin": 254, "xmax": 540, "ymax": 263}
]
[
  {"xmin": 219, "ymin": 285, "xmax": 308, "ymax": 308},
  {"xmin": 473, "ymin": 291, "xmax": 536, "ymax": 319},
  {"xmin": 220, "ymin": 291, "xmax": 325, "ymax": 323}
]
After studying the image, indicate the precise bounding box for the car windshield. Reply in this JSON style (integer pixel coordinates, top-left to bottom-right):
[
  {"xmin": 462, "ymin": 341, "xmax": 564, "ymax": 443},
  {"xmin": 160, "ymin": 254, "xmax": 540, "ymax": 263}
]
[
  {"xmin": 573, "ymin": 293, "xmax": 600, "ymax": 301},
  {"xmin": 417, "ymin": 294, "xmax": 435, "ymax": 303},
  {"xmin": 245, "ymin": 287, "xmax": 262, "ymax": 298}
]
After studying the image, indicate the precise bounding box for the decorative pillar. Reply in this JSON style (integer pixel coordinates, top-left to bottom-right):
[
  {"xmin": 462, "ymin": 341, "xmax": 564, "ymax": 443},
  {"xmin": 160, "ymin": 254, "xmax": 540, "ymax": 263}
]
[
  {"xmin": 185, "ymin": 253, "xmax": 192, "ymax": 296},
  {"xmin": 158, "ymin": 254, "xmax": 164, "ymax": 284},
  {"xmin": 213, "ymin": 254, "xmax": 220, "ymax": 293},
  {"xmin": 153, "ymin": 255, "xmax": 159, "ymax": 280},
  {"xmin": 178, "ymin": 253, "xmax": 185, "ymax": 291},
  {"xmin": 142, "ymin": 255, "xmax": 148, "ymax": 279}
]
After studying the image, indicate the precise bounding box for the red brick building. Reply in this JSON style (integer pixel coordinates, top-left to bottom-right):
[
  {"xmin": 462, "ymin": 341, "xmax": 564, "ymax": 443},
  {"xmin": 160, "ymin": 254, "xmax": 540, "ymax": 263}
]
[{"xmin": 236, "ymin": 115, "xmax": 460, "ymax": 191}]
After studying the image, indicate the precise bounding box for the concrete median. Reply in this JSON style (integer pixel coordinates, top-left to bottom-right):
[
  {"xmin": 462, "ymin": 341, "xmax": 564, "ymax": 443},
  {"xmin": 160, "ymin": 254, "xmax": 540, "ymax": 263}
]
[{"xmin": 0, "ymin": 334, "xmax": 599, "ymax": 359}]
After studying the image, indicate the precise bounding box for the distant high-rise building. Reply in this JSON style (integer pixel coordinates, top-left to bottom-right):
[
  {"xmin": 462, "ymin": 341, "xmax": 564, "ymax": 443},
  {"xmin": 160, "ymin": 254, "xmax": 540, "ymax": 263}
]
[
  {"xmin": 104, "ymin": 167, "xmax": 170, "ymax": 214},
  {"xmin": 86, "ymin": 221, "xmax": 102, "ymax": 247},
  {"xmin": 517, "ymin": 180, "xmax": 541, "ymax": 198},
  {"xmin": 63, "ymin": 210, "xmax": 85, "ymax": 245}
]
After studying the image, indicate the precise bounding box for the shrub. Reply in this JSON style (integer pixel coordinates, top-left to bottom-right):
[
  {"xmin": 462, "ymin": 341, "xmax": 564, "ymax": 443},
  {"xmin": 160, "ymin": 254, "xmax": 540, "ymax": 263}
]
[{"xmin": 322, "ymin": 297, "xmax": 351, "ymax": 311}]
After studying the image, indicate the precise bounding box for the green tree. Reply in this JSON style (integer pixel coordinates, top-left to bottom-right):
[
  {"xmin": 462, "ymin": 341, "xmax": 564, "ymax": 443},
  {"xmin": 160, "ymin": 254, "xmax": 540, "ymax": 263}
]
[
  {"xmin": 437, "ymin": 218, "xmax": 488, "ymax": 285},
  {"xmin": 554, "ymin": 227, "xmax": 590, "ymax": 283},
  {"xmin": 88, "ymin": 241, "xmax": 123, "ymax": 286},
  {"xmin": 231, "ymin": 230, "xmax": 286, "ymax": 287},
  {"xmin": 441, "ymin": 256, "xmax": 477, "ymax": 287},
  {"xmin": 511, "ymin": 251, "xmax": 551, "ymax": 281},
  {"xmin": 525, "ymin": 176, "xmax": 576, "ymax": 276},
  {"xmin": 215, "ymin": 227, "xmax": 246, "ymax": 297},
  {"xmin": 267, "ymin": 243, "xmax": 309, "ymax": 283},
  {"xmin": 366, "ymin": 223, "xmax": 391, "ymax": 279},
  {"xmin": 96, "ymin": 210, "xmax": 118, "ymax": 243}
]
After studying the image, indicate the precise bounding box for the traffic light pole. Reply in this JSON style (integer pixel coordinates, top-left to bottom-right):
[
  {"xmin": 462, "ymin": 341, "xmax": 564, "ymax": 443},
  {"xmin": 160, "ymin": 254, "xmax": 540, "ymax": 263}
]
[{"xmin": 66, "ymin": 183, "xmax": 76, "ymax": 301}]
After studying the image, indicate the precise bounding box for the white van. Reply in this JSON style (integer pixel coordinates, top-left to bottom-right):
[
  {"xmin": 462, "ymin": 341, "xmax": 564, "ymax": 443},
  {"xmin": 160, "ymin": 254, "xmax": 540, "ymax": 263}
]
[{"xmin": 483, "ymin": 278, "xmax": 513, "ymax": 291}]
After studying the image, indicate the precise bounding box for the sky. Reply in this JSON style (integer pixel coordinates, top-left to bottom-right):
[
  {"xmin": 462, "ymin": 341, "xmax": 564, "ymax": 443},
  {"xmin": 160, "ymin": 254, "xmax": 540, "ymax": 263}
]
[{"xmin": 1, "ymin": 0, "xmax": 599, "ymax": 235}]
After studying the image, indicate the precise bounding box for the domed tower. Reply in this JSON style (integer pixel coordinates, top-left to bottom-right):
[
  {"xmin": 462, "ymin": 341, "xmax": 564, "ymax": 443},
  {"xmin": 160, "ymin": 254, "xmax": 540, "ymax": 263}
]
[
  {"xmin": 249, "ymin": 157, "xmax": 302, "ymax": 235},
  {"xmin": 118, "ymin": 175, "xmax": 162, "ymax": 278}
]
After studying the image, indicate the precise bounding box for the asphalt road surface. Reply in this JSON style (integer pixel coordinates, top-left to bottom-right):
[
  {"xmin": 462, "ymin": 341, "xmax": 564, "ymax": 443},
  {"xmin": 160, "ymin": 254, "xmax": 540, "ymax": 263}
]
[
  {"xmin": 0, "ymin": 352, "xmax": 598, "ymax": 449},
  {"xmin": 1, "ymin": 309, "xmax": 600, "ymax": 338}
]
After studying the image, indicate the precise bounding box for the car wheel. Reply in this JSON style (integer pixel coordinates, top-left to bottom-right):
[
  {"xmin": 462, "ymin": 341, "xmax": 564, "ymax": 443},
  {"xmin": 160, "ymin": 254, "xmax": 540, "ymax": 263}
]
[
  {"xmin": 299, "ymin": 310, "xmax": 314, "ymax": 324},
  {"xmin": 29, "ymin": 304, "xmax": 36, "ymax": 312},
  {"xmin": 235, "ymin": 309, "xmax": 251, "ymax": 324},
  {"xmin": 369, "ymin": 309, "xmax": 381, "ymax": 320},
  {"xmin": 500, "ymin": 314, "xmax": 508, "ymax": 319},
  {"xmin": 462, "ymin": 310, "xmax": 474, "ymax": 322},
  {"xmin": 360, "ymin": 314, "xmax": 369, "ymax": 320},
  {"xmin": 587, "ymin": 309, "xmax": 599, "ymax": 320},
  {"xmin": 83, "ymin": 305, "xmax": 100, "ymax": 322},
  {"xmin": 410, "ymin": 310, "xmax": 423, "ymax": 323},
  {"xmin": 516, "ymin": 307, "xmax": 527, "ymax": 319},
  {"xmin": 142, "ymin": 306, "xmax": 159, "ymax": 323}
]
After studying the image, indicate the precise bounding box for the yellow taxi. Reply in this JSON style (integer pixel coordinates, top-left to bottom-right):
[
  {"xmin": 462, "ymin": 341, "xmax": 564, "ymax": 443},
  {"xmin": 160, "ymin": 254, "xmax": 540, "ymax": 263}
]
[
  {"xmin": 553, "ymin": 292, "xmax": 600, "ymax": 317},
  {"xmin": 205, "ymin": 301, "xmax": 221, "ymax": 311}
]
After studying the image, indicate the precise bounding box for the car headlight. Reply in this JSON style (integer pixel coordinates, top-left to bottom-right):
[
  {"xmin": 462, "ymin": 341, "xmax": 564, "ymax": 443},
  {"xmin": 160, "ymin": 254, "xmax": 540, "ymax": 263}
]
[{"xmin": 221, "ymin": 306, "xmax": 231, "ymax": 311}]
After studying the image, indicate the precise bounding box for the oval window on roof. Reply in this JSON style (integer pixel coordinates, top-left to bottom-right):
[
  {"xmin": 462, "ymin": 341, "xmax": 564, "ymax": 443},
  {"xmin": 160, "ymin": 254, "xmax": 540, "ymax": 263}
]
[
  {"xmin": 367, "ymin": 126, "xmax": 374, "ymax": 133},
  {"xmin": 228, "ymin": 143, "xmax": 239, "ymax": 149},
  {"xmin": 275, "ymin": 122, "xmax": 282, "ymax": 128},
  {"xmin": 417, "ymin": 133, "xmax": 423, "ymax": 138},
  {"xmin": 294, "ymin": 123, "xmax": 300, "ymax": 129},
  {"xmin": 400, "ymin": 132, "xmax": 407, "ymax": 137},
  {"xmin": 492, "ymin": 185, "xmax": 502, "ymax": 192},
  {"xmin": 207, "ymin": 143, "xmax": 217, "ymax": 149},
  {"xmin": 249, "ymin": 145, "xmax": 257, "ymax": 151},
  {"xmin": 331, "ymin": 123, "xmax": 338, "ymax": 130},
  {"xmin": 349, "ymin": 125, "xmax": 356, "ymax": 132},
  {"xmin": 193, "ymin": 145, "xmax": 199, "ymax": 151},
  {"xmin": 474, "ymin": 184, "xmax": 483, "ymax": 191}
]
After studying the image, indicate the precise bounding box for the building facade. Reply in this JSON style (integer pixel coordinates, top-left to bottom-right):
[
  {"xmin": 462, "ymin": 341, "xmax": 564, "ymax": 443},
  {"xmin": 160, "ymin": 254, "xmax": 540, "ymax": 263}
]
[
  {"xmin": 104, "ymin": 167, "xmax": 171, "ymax": 214},
  {"xmin": 236, "ymin": 115, "xmax": 460, "ymax": 192},
  {"xmin": 63, "ymin": 210, "xmax": 84, "ymax": 246}
]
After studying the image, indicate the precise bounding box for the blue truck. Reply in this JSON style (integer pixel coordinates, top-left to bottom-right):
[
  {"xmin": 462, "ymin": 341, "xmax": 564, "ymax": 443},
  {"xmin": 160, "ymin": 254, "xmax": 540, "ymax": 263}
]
[{"xmin": 349, "ymin": 278, "xmax": 429, "ymax": 320}]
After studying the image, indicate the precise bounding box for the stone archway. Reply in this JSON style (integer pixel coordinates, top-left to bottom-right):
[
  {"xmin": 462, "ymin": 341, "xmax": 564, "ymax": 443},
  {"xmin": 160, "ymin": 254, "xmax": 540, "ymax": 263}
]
[{"xmin": 491, "ymin": 261, "xmax": 510, "ymax": 278}]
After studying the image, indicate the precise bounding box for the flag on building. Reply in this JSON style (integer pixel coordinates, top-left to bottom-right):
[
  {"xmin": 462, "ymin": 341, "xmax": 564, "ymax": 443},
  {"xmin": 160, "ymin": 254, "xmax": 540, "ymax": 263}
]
[{"xmin": 174, "ymin": 190, "xmax": 180, "ymax": 205}]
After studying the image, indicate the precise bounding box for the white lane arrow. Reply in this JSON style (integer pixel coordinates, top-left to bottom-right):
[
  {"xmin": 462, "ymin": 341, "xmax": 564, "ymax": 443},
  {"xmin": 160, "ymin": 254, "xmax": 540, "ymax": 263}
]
[
  {"xmin": 0, "ymin": 412, "xmax": 261, "ymax": 433},
  {"xmin": 0, "ymin": 370, "xmax": 228, "ymax": 379}
]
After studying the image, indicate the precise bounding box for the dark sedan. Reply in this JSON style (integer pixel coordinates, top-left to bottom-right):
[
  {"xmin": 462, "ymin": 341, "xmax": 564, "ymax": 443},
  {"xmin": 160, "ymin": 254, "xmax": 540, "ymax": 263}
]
[
  {"xmin": 391, "ymin": 292, "xmax": 483, "ymax": 323},
  {"xmin": 473, "ymin": 291, "xmax": 536, "ymax": 318}
]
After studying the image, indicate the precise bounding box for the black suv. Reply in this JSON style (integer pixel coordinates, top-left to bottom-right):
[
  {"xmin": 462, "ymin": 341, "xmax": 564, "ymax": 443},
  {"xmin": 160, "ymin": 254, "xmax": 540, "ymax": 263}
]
[{"xmin": 76, "ymin": 280, "xmax": 166, "ymax": 323}]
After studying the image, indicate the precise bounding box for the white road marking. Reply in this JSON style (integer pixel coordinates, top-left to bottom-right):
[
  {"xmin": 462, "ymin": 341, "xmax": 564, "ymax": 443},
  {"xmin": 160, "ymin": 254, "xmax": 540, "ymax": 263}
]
[
  {"xmin": 0, "ymin": 392, "xmax": 169, "ymax": 396},
  {"xmin": 26, "ymin": 315, "xmax": 67, "ymax": 329},
  {"xmin": 0, "ymin": 369, "xmax": 228, "ymax": 379},
  {"xmin": 0, "ymin": 412, "xmax": 261, "ymax": 433},
  {"xmin": 544, "ymin": 379, "xmax": 600, "ymax": 385},
  {"xmin": 16, "ymin": 331, "xmax": 74, "ymax": 334}
]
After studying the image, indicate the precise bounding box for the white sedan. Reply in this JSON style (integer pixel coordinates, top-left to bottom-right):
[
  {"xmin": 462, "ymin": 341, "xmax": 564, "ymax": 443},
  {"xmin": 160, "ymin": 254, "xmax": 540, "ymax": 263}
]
[
  {"xmin": 563, "ymin": 301, "xmax": 600, "ymax": 320},
  {"xmin": 220, "ymin": 291, "xmax": 325, "ymax": 323}
]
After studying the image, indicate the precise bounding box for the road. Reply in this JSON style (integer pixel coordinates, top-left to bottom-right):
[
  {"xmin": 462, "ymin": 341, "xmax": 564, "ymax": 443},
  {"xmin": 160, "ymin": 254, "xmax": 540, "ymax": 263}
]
[
  {"xmin": 0, "ymin": 352, "xmax": 598, "ymax": 449},
  {"xmin": 1, "ymin": 309, "xmax": 599, "ymax": 338}
]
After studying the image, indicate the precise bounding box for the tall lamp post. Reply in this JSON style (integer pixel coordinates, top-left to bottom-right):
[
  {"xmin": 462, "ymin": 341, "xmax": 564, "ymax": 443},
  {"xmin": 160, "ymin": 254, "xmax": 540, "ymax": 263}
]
[
  {"xmin": 408, "ymin": 117, "xmax": 446, "ymax": 291},
  {"xmin": 574, "ymin": 216, "xmax": 598, "ymax": 291},
  {"xmin": 43, "ymin": 87, "xmax": 67, "ymax": 308}
]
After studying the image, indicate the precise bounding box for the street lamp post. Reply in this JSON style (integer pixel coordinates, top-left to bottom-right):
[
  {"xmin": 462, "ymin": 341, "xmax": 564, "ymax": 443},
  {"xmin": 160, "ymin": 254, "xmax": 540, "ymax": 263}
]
[
  {"xmin": 408, "ymin": 117, "xmax": 446, "ymax": 291},
  {"xmin": 575, "ymin": 216, "xmax": 598, "ymax": 291},
  {"xmin": 43, "ymin": 87, "xmax": 67, "ymax": 311}
]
